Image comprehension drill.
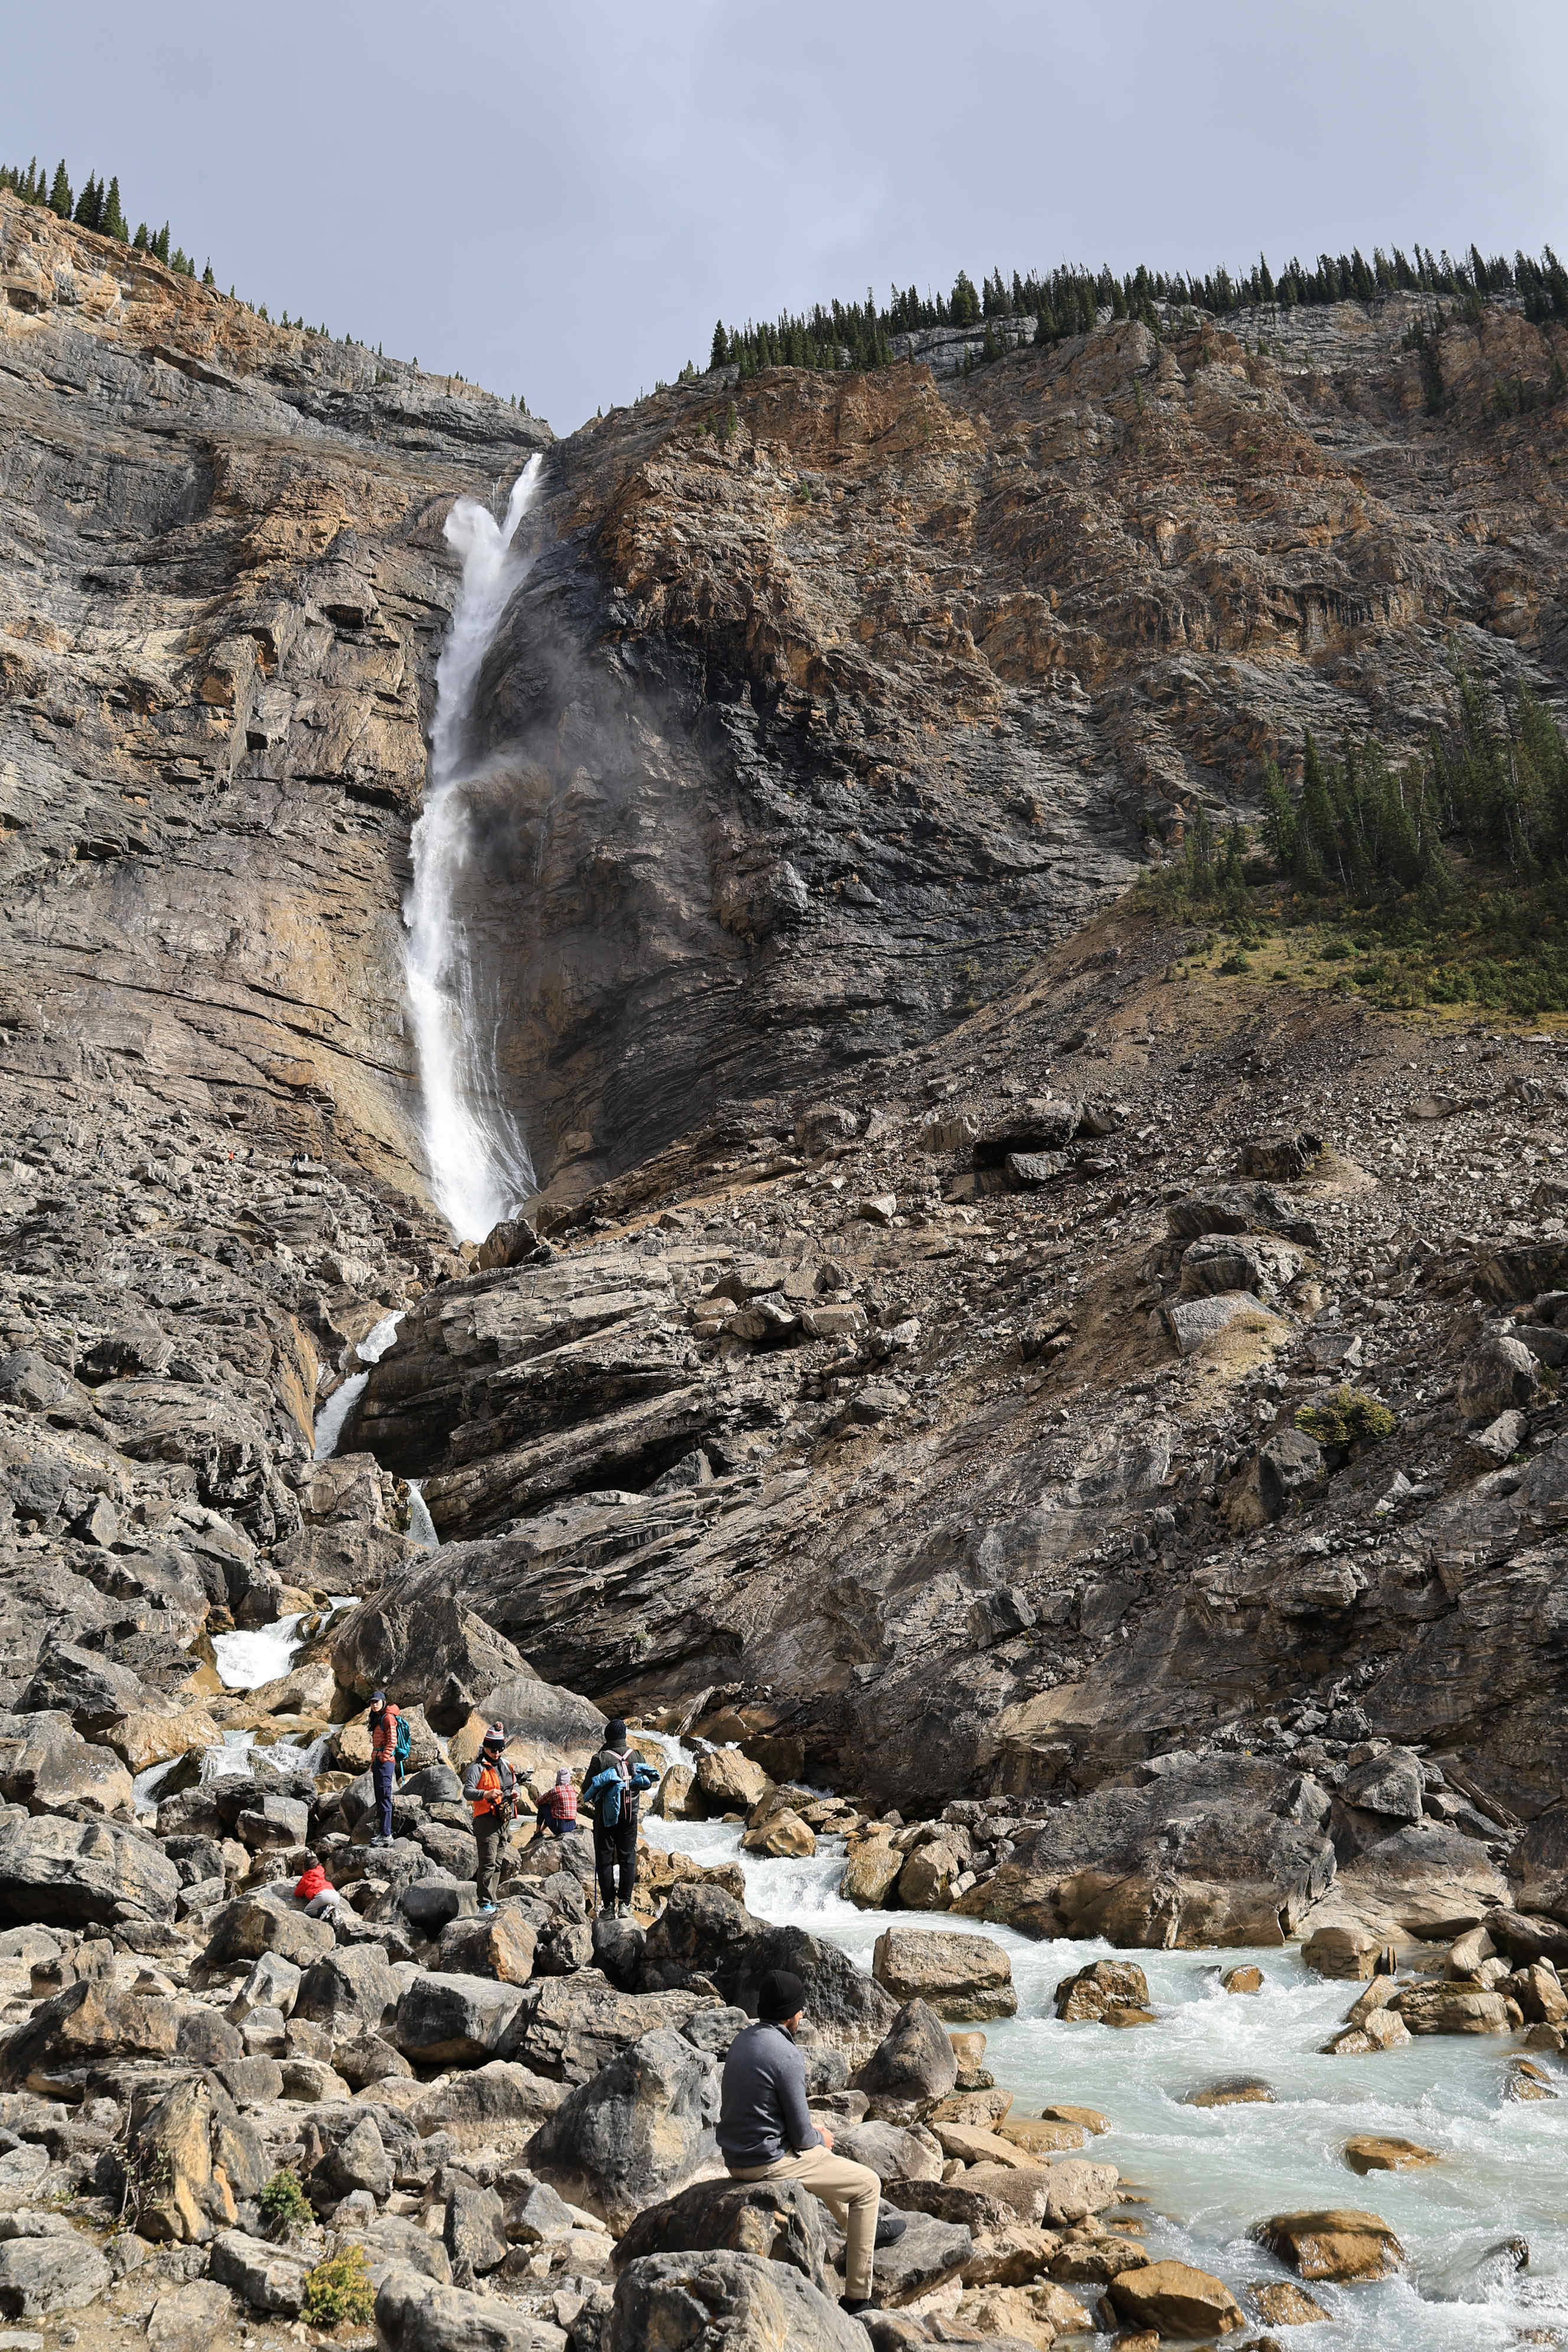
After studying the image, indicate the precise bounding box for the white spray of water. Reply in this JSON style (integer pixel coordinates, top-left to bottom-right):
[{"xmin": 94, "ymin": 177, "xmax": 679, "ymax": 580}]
[
  {"xmin": 406, "ymin": 1478, "xmax": 440, "ymax": 1551},
  {"xmin": 312, "ymin": 1309, "xmax": 406, "ymax": 1464},
  {"xmin": 406, "ymin": 457, "xmax": 544, "ymax": 1240}
]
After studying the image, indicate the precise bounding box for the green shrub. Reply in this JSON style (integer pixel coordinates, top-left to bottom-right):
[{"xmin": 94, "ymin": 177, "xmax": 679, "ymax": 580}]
[
  {"xmin": 259, "ymin": 2166, "xmax": 312, "ymax": 2238},
  {"xmin": 302, "ymin": 2246, "xmax": 375, "ymax": 2329},
  {"xmin": 1295, "ymin": 1386, "xmax": 1397, "ymax": 1449}
]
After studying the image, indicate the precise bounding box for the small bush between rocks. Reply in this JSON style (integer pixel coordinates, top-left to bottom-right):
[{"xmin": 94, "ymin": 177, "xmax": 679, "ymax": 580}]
[
  {"xmin": 302, "ymin": 2245, "xmax": 374, "ymax": 2327},
  {"xmin": 260, "ymin": 2166, "xmax": 312, "ymax": 2238},
  {"xmin": 1295, "ymin": 1385, "xmax": 1398, "ymax": 1449}
]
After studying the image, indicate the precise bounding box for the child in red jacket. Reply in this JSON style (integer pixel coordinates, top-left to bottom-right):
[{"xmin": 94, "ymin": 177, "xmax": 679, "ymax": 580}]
[{"xmin": 294, "ymin": 1856, "xmax": 344, "ymax": 1919}]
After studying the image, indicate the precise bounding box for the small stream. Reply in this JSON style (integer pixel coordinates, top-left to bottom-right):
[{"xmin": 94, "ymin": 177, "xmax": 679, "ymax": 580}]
[
  {"xmin": 313, "ymin": 1310, "xmax": 406, "ymax": 1464},
  {"xmin": 643, "ymin": 1805, "xmax": 1568, "ymax": 2347}
]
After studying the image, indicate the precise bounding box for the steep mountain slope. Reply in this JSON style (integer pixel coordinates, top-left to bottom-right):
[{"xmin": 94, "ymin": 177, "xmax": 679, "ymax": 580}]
[{"xmin": 446, "ymin": 291, "xmax": 1568, "ymax": 1194}]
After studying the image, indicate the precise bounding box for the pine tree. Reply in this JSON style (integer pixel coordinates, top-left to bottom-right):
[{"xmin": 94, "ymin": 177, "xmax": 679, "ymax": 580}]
[
  {"xmin": 132, "ymin": 223, "xmax": 148, "ymax": 250},
  {"xmin": 202, "ymin": 260, "xmax": 214, "ymax": 286},
  {"xmin": 710, "ymin": 321, "xmax": 729, "ymax": 368},
  {"xmin": 950, "ymin": 269, "xmax": 981, "ymax": 326},
  {"xmin": 101, "ymin": 176, "xmax": 128, "ymax": 241},
  {"xmin": 153, "ymin": 223, "xmax": 170, "ymax": 263},
  {"xmin": 73, "ymin": 174, "xmax": 102, "ymax": 231},
  {"xmin": 48, "ymin": 160, "xmax": 71, "ymax": 217}
]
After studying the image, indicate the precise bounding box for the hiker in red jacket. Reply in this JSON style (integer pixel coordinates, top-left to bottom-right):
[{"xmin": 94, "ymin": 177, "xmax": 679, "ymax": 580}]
[
  {"xmin": 293, "ymin": 1855, "xmax": 344, "ymax": 1920},
  {"xmin": 368, "ymin": 1691, "xmax": 400, "ymax": 1846}
]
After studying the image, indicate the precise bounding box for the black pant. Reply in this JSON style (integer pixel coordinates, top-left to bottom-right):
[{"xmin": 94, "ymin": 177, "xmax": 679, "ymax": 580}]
[{"xmin": 593, "ymin": 1814, "xmax": 637, "ymax": 1907}]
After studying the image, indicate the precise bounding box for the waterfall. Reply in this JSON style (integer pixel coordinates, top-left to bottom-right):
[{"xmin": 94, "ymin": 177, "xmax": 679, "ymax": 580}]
[{"xmin": 406, "ymin": 456, "xmax": 543, "ymax": 1241}]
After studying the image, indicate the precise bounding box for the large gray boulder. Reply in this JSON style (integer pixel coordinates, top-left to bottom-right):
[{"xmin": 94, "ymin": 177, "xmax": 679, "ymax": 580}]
[
  {"xmin": 856, "ymin": 2207, "xmax": 974, "ymax": 2305},
  {"xmin": 198, "ymin": 1887, "xmax": 336, "ymax": 1971},
  {"xmin": 442, "ymin": 2177, "xmax": 508, "ymax": 2285},
  {"xmin": 328, "ymin": 2112, "xmax": 393, "ymax": 2201},
  {"xmin": 0, "ymin": 2224, "xmax": 113, "ymax": 2318},
  {"xmin": 639, "ymin": 1881, "xmax": 763, "ymax": 1993},
  {"xmin": 1513, "ymin": 1805, "xmax": 1568, "ymax": 1924},
  {"xmin": 394, "ymin": 1972, "xmax": 527, "ymax": 2067},
  {"xmin": 1339, "ymin": 1747, "xmax": 1425, "ymax": 1825},
  {"xmin": 610, "ymin": 2249, "xmax": 870, "ymax": 2351},
  {"xmin": 293, "ymin": 1945, "xmax": 401, "ymax": 2040},
  {"xmin": 411, "ymin": 2060, "xmax": 565, "ymax": 2147},
  {"xmin": 331, "ymin": 1567, "xmax": 530, "ymax": 1716},
  {"xmin": 510, "ymin": 1972, "xmax": 715, "ymax": 2086},
  {"xmin": 1457, "ymin": 1325, "xmax": 1541, "ymax": 1417},
  {"xmin": 482, "ymin": 1672, "xmax": 607, "ymax": 1756},
  {"xmin": 0, "ymin": 1710, "xmax": 133, "ymax": 1817},
  {"xmin": 0, "ymin": 1978, "xmax": 182, "ymax": 2090},
  {"xmin": 15, "ymin": 1641, "xmax": 150, "ymax": 1732},
  {"xmin": 1257, "ymin": 1427, "xmax": 1328, "ymax": 1520},
  {"xmin": 968, "ymin": 1755, "xmax": 1337, "ymax": 1947},
  {"xmin": 374, "ymin": 2262, "xmax": 567, "ymax": 2352},
  {"xmin": 834, "ymin": 2119, "xmax": 943, "ymax": 2184},
  {"xmin": 0, "ymin": 1809, "xmax": 178, "ymax": 1928},
  {"xmin": 612, "ymin": 2175, "xmax": 829, "ymax": 2288},
  {"xmin": 210, "ymin": 2230, "xmax": 311, "ymax": 2317},
  {"xmin": 870, "ymin": 1927, "xmax": 1017, "ymax": 2022},
  {"xmin": 526, "ymin": 2025, "xmax": 720, "ymax": 2232},
  {"xmin": 853, "ymin": 1999, "xmax": 957, "ymax": 2105}
]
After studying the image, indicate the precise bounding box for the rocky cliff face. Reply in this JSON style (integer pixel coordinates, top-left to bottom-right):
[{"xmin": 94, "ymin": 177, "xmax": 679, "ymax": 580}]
[
  {"xmin": 433, "ymin": 285, "xmax": 1568, "ymax": 1195},
  {"xmin": 0, "ymin": 192, "xmax": 547, "ymax": 1190}
]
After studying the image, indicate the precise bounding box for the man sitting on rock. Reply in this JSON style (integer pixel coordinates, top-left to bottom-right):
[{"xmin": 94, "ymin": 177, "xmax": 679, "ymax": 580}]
[{"xmin": 717, "ymin": 1966, "xmax": 903, "ymax": 2317}]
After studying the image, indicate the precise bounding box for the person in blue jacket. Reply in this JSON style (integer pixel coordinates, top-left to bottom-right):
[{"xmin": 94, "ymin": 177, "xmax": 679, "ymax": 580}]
[{"xmin": 582, "ymin": 1719, "xmax": 658, "ymax": 1917}]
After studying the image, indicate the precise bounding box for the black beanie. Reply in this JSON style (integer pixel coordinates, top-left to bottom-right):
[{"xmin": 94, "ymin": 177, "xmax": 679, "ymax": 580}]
[
  {"xmin": 605, "ymin": 1719, "xmax": 628, "ymax": 1752},
  {"xmin": 757, "ymin": 1968, "xmax": 806, "ymax": 2024}
]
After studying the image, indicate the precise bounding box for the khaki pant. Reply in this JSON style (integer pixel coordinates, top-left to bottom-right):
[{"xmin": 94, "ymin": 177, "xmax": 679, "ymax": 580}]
[
  {"xmin": 727, "ymin": 2146, "xmax": 881, "ymax": 2301},
  {"xmin": 474, "ymin": 1812, "xmax": 507, "ymax": 1905}
]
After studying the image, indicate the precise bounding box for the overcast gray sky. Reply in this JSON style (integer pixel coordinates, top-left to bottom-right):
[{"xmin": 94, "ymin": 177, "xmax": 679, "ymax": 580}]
[{"xmin": 7, "ymin": 1, "xmax": 1566, "ymax": 433}]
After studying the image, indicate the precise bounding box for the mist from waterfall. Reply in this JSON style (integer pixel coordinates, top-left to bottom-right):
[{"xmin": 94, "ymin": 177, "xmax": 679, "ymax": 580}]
[{"xmin": 405, "ymin": 456, "xmax": 542, "ymax": 1240}]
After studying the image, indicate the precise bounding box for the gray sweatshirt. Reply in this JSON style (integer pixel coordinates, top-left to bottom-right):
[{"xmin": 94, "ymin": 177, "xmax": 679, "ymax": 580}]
[{"xmin": 716, "ymin": 2021, "xmax": 824, "ymax": 2169}]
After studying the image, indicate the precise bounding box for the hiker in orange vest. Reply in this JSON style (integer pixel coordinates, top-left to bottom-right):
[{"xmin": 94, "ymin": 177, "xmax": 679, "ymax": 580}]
[{"xmin": 462, "ymin": 1724, "xmax": 517, "ymax": 1913}]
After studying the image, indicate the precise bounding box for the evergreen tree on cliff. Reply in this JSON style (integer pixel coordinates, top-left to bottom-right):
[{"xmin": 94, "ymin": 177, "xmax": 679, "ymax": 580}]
[
  {"xmin": 48, "ymin": 160, "xmax": 71, "ymax": 217},
  {"xmin": 73, "ymin": 174, "xmax": 103, "ymax": 231},
  {"xmin": 101, "ymin": 177, "xmax": 128, "ymax": 242},
  {"xmin": 710, "ymin": 321, "xmax": 729, "ymax": 368}
]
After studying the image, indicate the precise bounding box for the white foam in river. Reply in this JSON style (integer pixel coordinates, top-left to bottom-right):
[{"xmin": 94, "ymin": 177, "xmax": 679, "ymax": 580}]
[
  {"xmin": 211, "ymin": 1613, "xmax": 309, "ymax": 1690},
  {"xmin": 644, "ymin": 1802, "xmax": 1568, "ymax": 2346}
]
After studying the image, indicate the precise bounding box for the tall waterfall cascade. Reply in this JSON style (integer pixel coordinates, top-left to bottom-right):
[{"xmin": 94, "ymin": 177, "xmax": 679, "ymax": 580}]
[{"xmin": 405, "ymin": 458, "xmax": 543, "ymax": 1240}]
